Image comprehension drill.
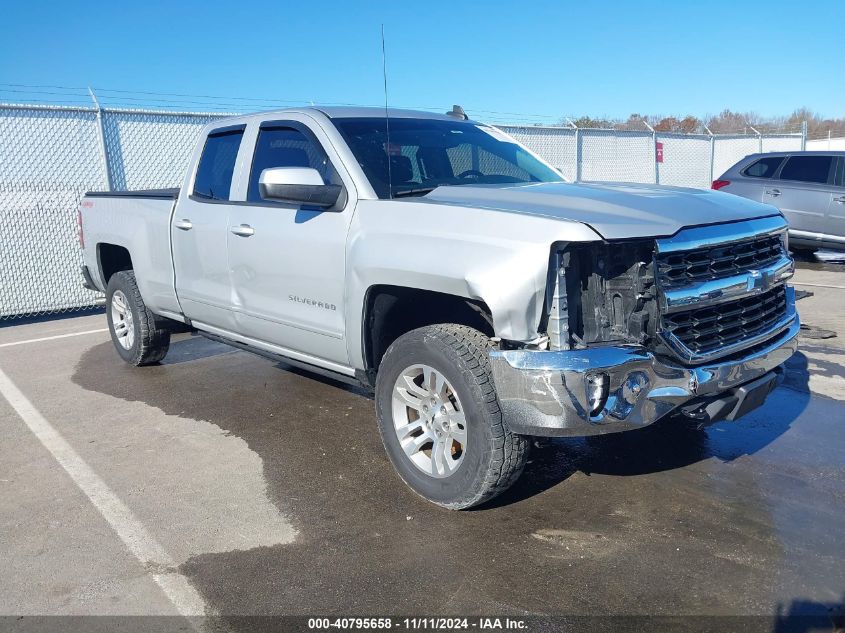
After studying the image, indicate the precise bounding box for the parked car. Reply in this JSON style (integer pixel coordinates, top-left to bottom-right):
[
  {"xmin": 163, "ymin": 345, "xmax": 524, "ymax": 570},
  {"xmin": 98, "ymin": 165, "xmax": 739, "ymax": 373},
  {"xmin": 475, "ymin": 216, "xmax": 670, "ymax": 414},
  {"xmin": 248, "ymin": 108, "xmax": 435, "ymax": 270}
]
[
  {"xmin": 79, "ymin": 107, "xmax": 799, "ymax": 509},
  {"xmin": 713, "ymin": 151, "xmax": 845, "ymax": 253}
]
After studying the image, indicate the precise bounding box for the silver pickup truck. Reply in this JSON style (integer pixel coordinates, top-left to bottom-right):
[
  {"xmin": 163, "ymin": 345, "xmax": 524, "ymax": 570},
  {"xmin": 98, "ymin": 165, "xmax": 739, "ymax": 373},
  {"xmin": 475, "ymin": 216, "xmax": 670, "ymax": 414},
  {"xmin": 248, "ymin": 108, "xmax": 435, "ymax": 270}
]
[{"xmin": 79, "ymin": 106, "xmax": 799, "ymax": 509}]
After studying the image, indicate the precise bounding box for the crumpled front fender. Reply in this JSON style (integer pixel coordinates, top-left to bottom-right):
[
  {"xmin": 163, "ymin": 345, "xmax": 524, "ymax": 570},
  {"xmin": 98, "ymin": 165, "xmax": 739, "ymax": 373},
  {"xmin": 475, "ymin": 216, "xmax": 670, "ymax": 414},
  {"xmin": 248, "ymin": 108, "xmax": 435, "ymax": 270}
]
[{"xmin": 345, "ymin": 199, "xmax": 602, "ymax": 369}]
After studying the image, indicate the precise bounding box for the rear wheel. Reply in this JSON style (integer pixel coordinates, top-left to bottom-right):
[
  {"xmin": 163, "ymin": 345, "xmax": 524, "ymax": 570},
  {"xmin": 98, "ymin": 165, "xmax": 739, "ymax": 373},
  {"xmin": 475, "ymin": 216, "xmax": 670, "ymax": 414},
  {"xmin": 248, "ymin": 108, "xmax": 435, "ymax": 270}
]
[
  {"xmin": 106, "ymin": 270, "xmax": 170, "ymax": 366},
  {"xmin": 375, "ymin": 324, "xmax": 528, "ymax": 509}
]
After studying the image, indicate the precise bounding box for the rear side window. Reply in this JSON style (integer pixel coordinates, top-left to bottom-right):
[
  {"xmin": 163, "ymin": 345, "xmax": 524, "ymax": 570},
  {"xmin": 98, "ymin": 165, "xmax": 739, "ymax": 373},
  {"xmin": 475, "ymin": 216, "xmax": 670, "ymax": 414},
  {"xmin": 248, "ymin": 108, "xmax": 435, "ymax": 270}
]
[
  {"xmin": 742, "ymin": 156, "xmax": 785, "ymax": 178},
  {"xmin": 778, "ymin": 155, "xmax": 834, "ymax": 184},
  {"xmin": 247, "ymin": 127, "xmax": 334, "ymax": 202},
  {"xmin": 193, "ymin": 129, "xmax": 244, "ymax": 200}
]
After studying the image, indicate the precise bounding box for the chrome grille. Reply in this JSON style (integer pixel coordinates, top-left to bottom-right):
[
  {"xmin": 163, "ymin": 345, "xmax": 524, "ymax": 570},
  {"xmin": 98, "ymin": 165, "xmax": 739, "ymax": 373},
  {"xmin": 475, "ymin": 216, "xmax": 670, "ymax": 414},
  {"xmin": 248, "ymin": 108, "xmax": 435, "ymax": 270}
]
[
  {"xmin": 654, "ymin": 217, "xmax": 795, "ymax": 363},
  {"xmin": 656, "ymin": 233, "xmax": 784, "ymax": 288},
  {"xmin": 662, "ymin": 285, "xmax": 787, "ymax": 356}
]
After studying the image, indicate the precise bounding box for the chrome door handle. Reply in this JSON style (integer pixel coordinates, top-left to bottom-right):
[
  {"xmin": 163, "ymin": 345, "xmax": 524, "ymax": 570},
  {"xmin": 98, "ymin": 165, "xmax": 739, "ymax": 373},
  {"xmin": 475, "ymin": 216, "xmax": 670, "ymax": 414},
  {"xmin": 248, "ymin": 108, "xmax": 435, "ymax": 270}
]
[
  {"xmin": 834, "ymin": 196, "xmax": 845, "ymax": 204},
  {"xmin": 765, "ymin": 189, "xmax": 781, "ymax": 197},
  {"xmin": 231, "ymin": 224, "xmax": 255, "ymax": 237},
  {"xmin": 174, "ymin": 219, "xmax": 193, "ymax": 231}
]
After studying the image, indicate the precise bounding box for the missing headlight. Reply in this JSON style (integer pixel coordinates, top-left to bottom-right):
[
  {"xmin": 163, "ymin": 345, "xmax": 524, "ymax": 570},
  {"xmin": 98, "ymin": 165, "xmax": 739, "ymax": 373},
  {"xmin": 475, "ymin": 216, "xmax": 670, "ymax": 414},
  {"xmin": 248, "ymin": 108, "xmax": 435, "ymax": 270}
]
[{"xmin": 551, "ymin": 240, "xmax": 658, "ymax": 350}]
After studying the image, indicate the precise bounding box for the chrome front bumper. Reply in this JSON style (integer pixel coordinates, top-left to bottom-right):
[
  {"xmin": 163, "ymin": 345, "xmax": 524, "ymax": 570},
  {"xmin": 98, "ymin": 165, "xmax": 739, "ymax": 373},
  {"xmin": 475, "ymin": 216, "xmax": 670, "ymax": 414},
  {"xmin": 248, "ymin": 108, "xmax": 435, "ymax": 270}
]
[{"xmin": 489, "ymin": 291, "xmax": 800, "ymax": 437}]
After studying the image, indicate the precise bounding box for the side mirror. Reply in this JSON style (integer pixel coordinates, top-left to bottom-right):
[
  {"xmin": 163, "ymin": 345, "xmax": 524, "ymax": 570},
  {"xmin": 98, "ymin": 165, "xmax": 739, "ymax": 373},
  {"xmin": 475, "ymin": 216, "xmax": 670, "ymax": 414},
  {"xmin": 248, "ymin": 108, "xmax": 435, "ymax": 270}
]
[{"xmin": 259, "ymin": 167, "xmax": 342, "ymax": 209}]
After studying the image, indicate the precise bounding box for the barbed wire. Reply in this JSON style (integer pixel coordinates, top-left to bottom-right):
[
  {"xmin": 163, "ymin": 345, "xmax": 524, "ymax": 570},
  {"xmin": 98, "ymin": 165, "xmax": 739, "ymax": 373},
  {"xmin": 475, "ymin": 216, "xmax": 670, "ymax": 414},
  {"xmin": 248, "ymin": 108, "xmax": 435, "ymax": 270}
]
[
  {"xmin": 0, "ymin": 82, "xmax": 567, "ymax": 124},
  {"xmin": 0, "ymin": 82, "xmax": 820, "ymax": 132}
]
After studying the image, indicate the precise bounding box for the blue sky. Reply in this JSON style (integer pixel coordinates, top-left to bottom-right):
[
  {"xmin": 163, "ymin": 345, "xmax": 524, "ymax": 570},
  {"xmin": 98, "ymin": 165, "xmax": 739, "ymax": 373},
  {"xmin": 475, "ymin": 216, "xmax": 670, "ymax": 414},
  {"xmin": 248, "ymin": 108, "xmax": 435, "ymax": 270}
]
[{"xmin": 1, "ymin": 0, "xmax": 841, "ymax": 124}]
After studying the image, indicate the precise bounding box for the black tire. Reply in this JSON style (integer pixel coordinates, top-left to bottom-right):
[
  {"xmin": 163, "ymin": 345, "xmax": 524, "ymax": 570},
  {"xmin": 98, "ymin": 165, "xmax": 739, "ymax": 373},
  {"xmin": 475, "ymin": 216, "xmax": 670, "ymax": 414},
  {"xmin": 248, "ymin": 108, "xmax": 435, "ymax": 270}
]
[
  {"xmin": 105, "ymin": 270, "xmax": 170, "ymax": 366},
  {"xmin": 375, "ymin": 324, "xmax": 528, "ymax": 510}
]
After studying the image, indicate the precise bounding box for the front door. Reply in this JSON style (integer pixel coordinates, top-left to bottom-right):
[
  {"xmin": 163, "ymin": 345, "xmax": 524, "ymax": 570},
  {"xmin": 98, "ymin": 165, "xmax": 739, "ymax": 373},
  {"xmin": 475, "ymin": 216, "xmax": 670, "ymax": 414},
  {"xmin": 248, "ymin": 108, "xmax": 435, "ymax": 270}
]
[{"xmin": 226, "ymin": 119, "xmax": 353, "ymax": 366}]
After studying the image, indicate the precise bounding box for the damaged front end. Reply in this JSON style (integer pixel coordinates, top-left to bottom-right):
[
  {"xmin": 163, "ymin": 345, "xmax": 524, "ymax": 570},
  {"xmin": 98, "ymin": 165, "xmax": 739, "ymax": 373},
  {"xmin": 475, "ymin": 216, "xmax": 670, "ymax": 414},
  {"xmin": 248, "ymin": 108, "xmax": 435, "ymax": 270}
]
[
  {"xmin": 547, "ymin": 240, "xmax": 658, "ymax": 353},
  {"xmin": 489, "ymin": 217, "xmax": 799, "ymax": 436}
]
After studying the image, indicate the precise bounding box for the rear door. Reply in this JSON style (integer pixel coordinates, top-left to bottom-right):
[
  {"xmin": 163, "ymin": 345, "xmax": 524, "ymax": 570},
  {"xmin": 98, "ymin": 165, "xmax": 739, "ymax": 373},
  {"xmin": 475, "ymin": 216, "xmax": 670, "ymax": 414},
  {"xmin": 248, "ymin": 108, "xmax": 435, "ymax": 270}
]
[
  {"xmin": 766, "ymin": 154, "xmax": 836, "ymax": 244},
  {"xmin": 727, "ymin": 155, "xmax": 786, "ymax": 202},
  {"xmin": 824, "ymin": 156, "xmax": 845, "ymax": 248},
  {"xmin": 225, "ymin": 116, "xmax": 356, "ymax": 366},
  {"xmin": 171, "ymin": 124, "xmax": 246, "ymax": 331}
]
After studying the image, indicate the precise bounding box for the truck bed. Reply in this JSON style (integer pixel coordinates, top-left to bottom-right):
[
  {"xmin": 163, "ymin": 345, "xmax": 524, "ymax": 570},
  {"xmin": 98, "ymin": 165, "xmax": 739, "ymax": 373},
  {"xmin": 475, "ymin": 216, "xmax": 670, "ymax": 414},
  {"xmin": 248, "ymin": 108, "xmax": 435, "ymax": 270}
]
[{"xmin": 80, "ymin": 188, "xmax": 181, "ymax": 318}]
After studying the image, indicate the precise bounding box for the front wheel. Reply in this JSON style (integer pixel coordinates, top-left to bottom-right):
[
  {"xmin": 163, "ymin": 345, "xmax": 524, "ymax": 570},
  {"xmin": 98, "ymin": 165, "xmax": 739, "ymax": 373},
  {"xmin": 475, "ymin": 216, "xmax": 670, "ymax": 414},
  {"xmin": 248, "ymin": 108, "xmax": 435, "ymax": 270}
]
[
  {"xmin": 106, "ymin": 270, "xmax": 170, "ymax": 366},
  {"xmin": 375, "ymin": 324, "xmax": 528, "ymax": 509}
]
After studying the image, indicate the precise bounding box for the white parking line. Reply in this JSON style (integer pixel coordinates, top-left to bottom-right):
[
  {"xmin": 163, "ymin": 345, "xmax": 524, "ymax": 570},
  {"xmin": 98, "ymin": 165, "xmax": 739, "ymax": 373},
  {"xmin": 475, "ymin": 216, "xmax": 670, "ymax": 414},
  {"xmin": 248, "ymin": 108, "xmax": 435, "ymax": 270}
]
[
  {"xmin": 0, "ymin": 328, "xmax": 108, "ymax": 348},
  {"xmin": 0, "ymin": 366, "xmax": 208, "ymax": 618}
]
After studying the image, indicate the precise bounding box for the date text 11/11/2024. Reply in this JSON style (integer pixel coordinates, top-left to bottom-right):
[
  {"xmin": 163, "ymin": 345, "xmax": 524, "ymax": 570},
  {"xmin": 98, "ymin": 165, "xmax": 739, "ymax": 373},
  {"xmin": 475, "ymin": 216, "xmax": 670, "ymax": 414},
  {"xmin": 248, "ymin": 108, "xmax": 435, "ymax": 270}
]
[{"xmin": 307, "ymin": 617, "xmax": 528, "ymax": 630}]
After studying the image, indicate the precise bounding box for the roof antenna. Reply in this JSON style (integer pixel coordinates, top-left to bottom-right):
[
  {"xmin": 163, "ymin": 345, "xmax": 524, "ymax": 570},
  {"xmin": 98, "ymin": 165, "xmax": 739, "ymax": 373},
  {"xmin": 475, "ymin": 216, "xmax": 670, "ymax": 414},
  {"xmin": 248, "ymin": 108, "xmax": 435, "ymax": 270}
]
[
  {"xmin": 447, "ymin": 105, "xmax": 468, "ymax": 120},
  {"xmin": 381, "ymin": 24, "xmax": 393, "ymax": 199}
]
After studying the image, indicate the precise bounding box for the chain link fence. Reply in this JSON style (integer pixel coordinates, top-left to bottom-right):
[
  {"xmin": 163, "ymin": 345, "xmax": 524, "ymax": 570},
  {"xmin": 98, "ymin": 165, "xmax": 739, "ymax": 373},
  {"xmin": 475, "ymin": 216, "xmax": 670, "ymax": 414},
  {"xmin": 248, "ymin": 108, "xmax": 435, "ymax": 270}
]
[
  {"xmin": 100, "ymin": 109, "xmax": 226, "ymax": 190},
  {"xmin": 501, "ymin": 125, "xmax": 805, "ymax": 189},
  {"xmin": 0, "ymin": 102, "xmax": 804, "ymax": 320},
  {"xmin": 1, "ymin": 106, "xmax": 106, "ymax": 319},
  {"xmin": 0, "ymin": 104, "xmax": 226, "ymax": 319}
]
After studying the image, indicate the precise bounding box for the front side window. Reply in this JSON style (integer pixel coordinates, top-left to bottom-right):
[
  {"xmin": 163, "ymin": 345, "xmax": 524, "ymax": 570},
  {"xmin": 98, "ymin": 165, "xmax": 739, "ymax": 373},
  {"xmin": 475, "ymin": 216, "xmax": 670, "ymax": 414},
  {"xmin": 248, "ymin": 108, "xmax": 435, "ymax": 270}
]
[
  {"xmin": 778, "ymin": 155, "xmax": 834, "ymax": 185},
  {"xmin": 333, "ymin": 117, "xmax": 562, "ymax": 199},
  {"xmin": 248, "ymin": 126, "xmax": 335, "ymax": 202},
  {"xmin": 742, "ymin": 156, "xmax": 785, "ymax": 178},
  {"xmin": 193, "ymin": 129, "xmax": 244, "ymax": 200}
]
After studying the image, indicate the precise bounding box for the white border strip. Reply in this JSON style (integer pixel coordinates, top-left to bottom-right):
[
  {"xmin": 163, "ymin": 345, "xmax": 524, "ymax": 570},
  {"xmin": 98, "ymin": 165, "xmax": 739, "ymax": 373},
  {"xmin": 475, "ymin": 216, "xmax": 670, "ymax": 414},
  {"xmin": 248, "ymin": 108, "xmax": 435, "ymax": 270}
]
[
  {"xmin": 0, "ymin": 328, "xmax": 108, "ymax": 348},
  {"xmin": 792, "ymin": 281, "xmax": 845, "ymax": 290},
  {"xmin": 0, "ymin": 366, "xmax": 207, "ymax": 618}
]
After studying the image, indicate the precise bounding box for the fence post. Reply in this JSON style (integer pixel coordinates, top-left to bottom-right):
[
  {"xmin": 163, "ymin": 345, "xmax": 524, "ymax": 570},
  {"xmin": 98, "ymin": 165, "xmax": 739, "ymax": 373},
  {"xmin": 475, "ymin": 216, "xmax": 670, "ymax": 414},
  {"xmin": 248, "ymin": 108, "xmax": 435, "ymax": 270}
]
[
  {"xmin": 802, "ymin": 121, "xmax": 808, "ymax": 150},
  {"xmin": 574, "ymin": 126, "xmax": 582, "ymax": 182},
  {"xmin": 749, "ymin": 125, "xmax": 762, "ymax": 154},
  {"xmin": 641, "ymin": 119, "xmax": 658, "ymax": 184},
  {"xmin": 653, "ymin": 130, "xmax": 659, "ymax": 184},
  {"xmin": 88, "ymin": 87, "xmax": 113, "ymax": 191},
  {"xmin": 705, "ymin": 125, "xmax": 715, "ymax": 186}
]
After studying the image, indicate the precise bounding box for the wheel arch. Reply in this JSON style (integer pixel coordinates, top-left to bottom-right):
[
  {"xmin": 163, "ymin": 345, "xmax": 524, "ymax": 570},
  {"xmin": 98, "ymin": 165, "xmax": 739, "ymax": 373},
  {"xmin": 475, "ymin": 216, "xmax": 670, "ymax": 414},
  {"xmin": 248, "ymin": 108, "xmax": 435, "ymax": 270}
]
[
  {"xmin": 358, "ymin": 285, "xmax": 494, "ymax": 386},
  {"xmin": 97, "ymin": 242, "xmax": 133, "ymax": 287}
]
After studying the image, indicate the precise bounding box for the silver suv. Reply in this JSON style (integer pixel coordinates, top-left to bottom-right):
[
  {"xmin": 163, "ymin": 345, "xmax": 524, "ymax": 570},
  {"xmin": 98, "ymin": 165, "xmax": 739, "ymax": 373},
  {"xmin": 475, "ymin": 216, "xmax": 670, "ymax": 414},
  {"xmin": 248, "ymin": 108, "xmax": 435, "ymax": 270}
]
[{"xmin": 714, "ymin": 151, "xmax": 845, "ymax": 253}]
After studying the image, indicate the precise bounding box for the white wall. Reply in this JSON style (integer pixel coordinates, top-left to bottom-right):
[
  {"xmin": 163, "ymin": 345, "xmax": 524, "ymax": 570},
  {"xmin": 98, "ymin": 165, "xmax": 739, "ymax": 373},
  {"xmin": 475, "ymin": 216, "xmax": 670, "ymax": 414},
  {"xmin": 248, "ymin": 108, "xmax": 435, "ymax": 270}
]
[{"xmin": 806, "ymin": 137, "xmax": 845, "ymax": 151}]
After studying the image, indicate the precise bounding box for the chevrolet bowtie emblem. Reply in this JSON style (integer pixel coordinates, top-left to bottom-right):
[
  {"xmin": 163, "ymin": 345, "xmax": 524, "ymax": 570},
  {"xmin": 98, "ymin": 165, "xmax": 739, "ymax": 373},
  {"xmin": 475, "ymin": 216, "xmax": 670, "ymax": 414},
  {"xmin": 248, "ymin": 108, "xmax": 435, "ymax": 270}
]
[{"xmin": 747, "ymin": 269, "xmax": 767, "ymax": 292}]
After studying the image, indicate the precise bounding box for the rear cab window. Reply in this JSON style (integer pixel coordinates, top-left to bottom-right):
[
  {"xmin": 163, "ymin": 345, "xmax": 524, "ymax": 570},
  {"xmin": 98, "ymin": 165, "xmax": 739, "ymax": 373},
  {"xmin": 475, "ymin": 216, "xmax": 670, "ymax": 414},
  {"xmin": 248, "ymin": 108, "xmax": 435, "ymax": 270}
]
[
  {"xmin": 741, "ymin": 156, "xmax": 785, "ymax": 178},
  {"xmin": 193, "ymin": 126, "xmax": 245, "ymax": 201},
  {"xmin": 778, "ymin": 155, "xmax": 835, "ymax": 185}
]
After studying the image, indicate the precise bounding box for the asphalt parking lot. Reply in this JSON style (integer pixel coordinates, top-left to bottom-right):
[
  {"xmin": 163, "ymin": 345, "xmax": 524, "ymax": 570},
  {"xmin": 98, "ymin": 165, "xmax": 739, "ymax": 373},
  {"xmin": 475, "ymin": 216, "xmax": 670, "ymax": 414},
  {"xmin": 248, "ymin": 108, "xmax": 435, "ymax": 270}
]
[{"xmin": 1, "ymin": 258, "xmax": 844, "ymax": 630}]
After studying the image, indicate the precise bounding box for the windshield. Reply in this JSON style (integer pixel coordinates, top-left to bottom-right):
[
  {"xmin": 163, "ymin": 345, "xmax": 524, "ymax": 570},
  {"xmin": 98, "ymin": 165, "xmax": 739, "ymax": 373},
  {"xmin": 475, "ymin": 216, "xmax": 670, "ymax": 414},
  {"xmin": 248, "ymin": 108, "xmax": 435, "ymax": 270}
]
[{"xmin": 332, "ymin": 117, "xmax": 563, "ymax": 199}]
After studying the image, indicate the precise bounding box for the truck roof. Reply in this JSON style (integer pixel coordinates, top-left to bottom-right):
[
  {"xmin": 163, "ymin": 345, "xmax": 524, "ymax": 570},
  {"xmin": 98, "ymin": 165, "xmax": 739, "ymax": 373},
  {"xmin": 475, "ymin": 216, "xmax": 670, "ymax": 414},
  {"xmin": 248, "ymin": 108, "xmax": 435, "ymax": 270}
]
[
  {"xmin": 312, "ymin": 106, "xmax": 458, "ymax": 120},
  {"xmin": 219, "ymin": 106, "xmax": 464, "ymax": 127}
]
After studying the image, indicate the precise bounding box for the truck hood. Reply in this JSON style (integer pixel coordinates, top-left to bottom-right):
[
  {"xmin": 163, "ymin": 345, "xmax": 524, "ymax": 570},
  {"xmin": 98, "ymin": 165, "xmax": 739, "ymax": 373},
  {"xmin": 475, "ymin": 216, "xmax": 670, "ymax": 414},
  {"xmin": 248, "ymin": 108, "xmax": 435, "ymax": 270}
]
[{"xmin": 421, "ymin": 181, "xmax": 780, "ymax": 240}]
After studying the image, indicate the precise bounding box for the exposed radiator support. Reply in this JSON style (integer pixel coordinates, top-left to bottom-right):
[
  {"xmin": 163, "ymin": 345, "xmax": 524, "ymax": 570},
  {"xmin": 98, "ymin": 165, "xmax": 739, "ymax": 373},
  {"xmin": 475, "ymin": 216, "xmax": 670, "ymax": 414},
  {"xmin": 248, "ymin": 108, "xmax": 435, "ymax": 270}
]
[
  {"xmin": 548, "ymin": 260, "xmax": 570, "ymax": 351},
  {"xmin": 560, "ymin": 241, "xmax": 657, "ymax": 350}
]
